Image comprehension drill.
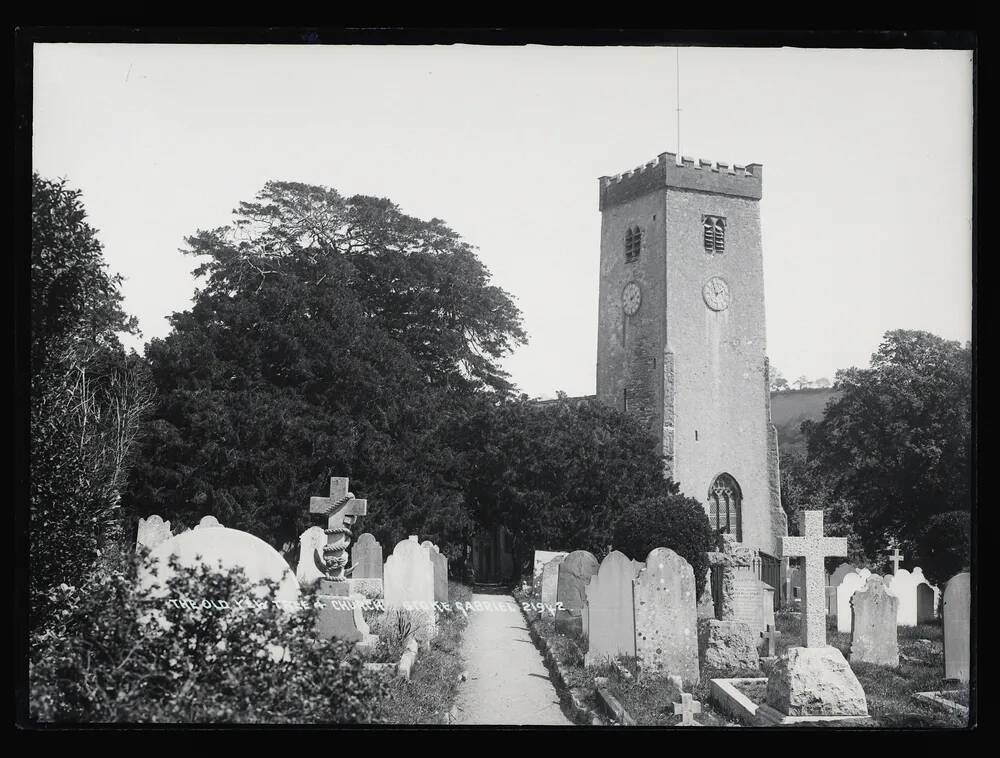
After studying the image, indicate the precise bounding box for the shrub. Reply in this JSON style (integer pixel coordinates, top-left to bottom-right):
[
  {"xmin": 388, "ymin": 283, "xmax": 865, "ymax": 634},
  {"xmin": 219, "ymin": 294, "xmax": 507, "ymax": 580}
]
[
  {"xmin": 611, "ymin": 491, "xmax": 716, "ymax": 597},
  {"xmin": 29, "ymin": 553, "xmax": 388, "ymax": 723}
]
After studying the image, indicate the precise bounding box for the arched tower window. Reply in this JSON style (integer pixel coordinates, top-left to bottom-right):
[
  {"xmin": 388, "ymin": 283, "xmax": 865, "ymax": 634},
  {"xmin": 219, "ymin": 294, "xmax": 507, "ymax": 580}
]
[
  {"xmin": 624, "ymin": 227, "xmax": 641, "ymax": 263},
  {"xmin": 708, "ymin": 473, "xmax": 742, "ymax": 541},
  {"xmin": 703, "ymin": 215, "xmax": 726, "ymax": 255}
]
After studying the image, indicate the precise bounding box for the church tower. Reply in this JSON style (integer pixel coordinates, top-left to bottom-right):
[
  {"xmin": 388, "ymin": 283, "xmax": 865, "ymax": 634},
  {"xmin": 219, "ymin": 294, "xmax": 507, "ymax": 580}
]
[{"xmin": 596, "ymin": 152, "xmax": 787, "ymax": 559}]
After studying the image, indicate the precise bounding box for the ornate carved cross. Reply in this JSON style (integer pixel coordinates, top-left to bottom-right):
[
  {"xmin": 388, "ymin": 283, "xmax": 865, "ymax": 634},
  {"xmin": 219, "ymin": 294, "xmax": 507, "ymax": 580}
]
[{"xmin": 309, "ymin": 477, "xmax": 367, "ymax": 582}]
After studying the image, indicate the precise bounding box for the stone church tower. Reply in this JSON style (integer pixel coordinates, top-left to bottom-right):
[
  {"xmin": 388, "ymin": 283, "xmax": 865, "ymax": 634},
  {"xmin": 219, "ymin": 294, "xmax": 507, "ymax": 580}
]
[{"xmin": 596, "ymin": 151, "xmax": 787, "ymax": 559}]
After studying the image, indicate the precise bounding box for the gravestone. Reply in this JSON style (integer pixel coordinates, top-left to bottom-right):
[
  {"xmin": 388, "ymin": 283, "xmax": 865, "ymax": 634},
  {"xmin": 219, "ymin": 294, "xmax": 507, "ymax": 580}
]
[
  {"xmin": 533, "ymin": 550, "xmax": 569, "ymax": 581},
  {"xmin": 888, "ymin": 547, "xmax": 904, "ymax": 575},
  {"xmin": 943, "ymin": 572, "xmax": 970, "ymax": 682},
  {"xmin": 731, "ymin": 571, "xmax": 765, "ymax": 633},
  {"xmin": 633, "ymin": 547, "xmax": 699, "ymax": 684},
  {"xmin": 697, "ymin": 568, "xmax": 715, "ymax": 619},
  {"xmin": 584, "ymin": 550, "xmax": 639, "ymax": 666},
  {"xmin": 761, "ymin": 624, "xmax": 781, "ymax": 657},
  {"xmin": 541, "ymin": 555, "xmax": 565, "ymax": 607},
  {"xmin": 699, "ymin": 619, "xmax": 760, "ymax": 671},
  {"xmin": 761, "ymin": 585, "xmax": 776, "ymax": 633},
  {"xmin": 139, "ymin": 526, "xmax": 300, "ymax": 605},
  {"xmin": 827, "ymin": 563, "xmax": 856, "ymax": 617},
  {"xmin": 764, "ymin": 511, "xmax": 868, "ymax": 719},
  {"xmin": 421, "ymin": 540, "xmax": 449, "ymax": 604},
  {"xmin": 888, "ymin": 569, "xmax": 921, "ymax": 627},
  {"xmin": 384, "ymin": 536, "xmax": 437, "ymax": 641},
  {"xmin": 309, "ymin": 477, "xmax": 368, "ymax": 582},
  {"xmin": 296, "ymin": 526, "xmax": 328, "ymax": 585},
  {"xmin": 837, "ymin": 569, "xmax": 872, "ymax": 634},
  {"xmin": 673, "ymin": 692, "xmax": 702, "ymax": 726},
  {"xmin": 849, "ymin": 575, "xmax": 899, "ymax": 667},
  {"xmin": 136, "ymin": 515, "xmax": 172, "ymax": 550},
  {"xmin": 916, "ymin": 582, "xmax": 936, "ymax": 624},
  {"xmin": 555, "ymin": 550, "xmax": 599, "ymax": 636},
  {"xmin": 195, "ymin": 515, "xmax": 222, "ymax": 529},
  {"xmin": 351, "ymin": 533, "xmax": 383, "ymax": 580}
]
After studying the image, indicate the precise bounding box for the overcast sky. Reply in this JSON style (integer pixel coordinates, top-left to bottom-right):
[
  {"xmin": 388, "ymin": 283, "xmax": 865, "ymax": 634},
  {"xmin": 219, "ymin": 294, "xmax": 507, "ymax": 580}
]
[{"xmin": 33, "ymin": 44, "xmax": 973, "ymax": 398}]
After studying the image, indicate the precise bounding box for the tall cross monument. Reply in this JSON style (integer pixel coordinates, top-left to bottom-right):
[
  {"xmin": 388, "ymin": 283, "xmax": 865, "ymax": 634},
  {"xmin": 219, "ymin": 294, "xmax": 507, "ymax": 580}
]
[{"xmin": 779, "ymin": 510, "xmax": 847, "ymax": 648}]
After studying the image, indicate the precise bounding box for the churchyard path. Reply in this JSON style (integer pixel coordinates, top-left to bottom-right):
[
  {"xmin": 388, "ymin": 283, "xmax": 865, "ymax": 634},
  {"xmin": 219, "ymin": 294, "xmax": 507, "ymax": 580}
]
[{"xmin": 451, "ymin": 593, "xmax": 573, "ymax": 725}]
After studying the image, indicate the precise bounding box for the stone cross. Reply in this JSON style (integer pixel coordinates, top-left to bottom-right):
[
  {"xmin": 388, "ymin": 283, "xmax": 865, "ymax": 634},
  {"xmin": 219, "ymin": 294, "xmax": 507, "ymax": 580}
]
[
  {"xmin": 761, "ymin": 623, "xmax": 781, "ymax": 657},
  {"xmin": 889, "ymin": 547, "xmax": 904, "ymax": 575},
  {"xmin": 780, "ymin": 511, "xmax": 847, "ymax": 648},
  {"xmin": 673, "ymin": 692, "xmax": 702, "ymax": 726},
  {"xmin": 309, "ymin": 477, "xmax": 368, "ymax": 582}
]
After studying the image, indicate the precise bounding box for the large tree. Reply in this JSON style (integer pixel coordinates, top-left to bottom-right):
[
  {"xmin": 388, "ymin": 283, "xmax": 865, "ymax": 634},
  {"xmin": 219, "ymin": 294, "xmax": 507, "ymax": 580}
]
[
  {"xmin": 459, "ymin": 395, "xmax": 715, "ymax": 594},
  {"xmin": 128, "ymin": 182, "xmax": 526, "ymax": 554},
  {"xmin": 803, "ymin": 330, "xmax": 972, "ymax": 584}
]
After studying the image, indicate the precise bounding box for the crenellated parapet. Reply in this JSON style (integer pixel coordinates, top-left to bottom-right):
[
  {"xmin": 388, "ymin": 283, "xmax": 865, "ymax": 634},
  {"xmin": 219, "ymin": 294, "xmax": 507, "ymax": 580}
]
[{"xmin": 599, "ymin": 151, "xmax": 762, "ymax": 209}]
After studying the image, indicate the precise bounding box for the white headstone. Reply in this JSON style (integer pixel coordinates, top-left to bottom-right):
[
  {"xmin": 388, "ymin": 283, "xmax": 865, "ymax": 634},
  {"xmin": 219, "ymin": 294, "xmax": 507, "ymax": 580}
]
[
  {"xmin": 139, "ymin": 526, "xmax": 300, "ymax": 605},
  {"xmin": 136, "ymin": 515, "xmax": 172, "ymax": 550},
  {"xmin": 195, "ymin": 515, "xmax": 222, "ymax": 529},
  {"xmin": 889, "ymin": 568, "xmax": 931, "ymax": 627},
  {"xmin": 384, "ymin": 536, "xmax": 436, "ymax": 641},
  {"xmin": 296, "ymin": 526, "xmax": 328, "ymax": 585}
]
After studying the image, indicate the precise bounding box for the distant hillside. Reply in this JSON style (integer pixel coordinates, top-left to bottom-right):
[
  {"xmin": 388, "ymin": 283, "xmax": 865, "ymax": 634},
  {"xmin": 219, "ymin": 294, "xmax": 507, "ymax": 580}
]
[{"xmin": 770, "ymin": 388, "xmax": 839, "ymax": 459}]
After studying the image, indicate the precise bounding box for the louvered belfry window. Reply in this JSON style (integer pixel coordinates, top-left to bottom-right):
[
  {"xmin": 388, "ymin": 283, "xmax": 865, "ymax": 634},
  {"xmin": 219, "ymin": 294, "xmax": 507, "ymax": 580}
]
[
  {"xmin": 624, "ymin": 227, "xmax": 641, "ymax": 263},
  {"xmin": 703, "ymin": 216, "xmax": 726, "ymax": 255}
]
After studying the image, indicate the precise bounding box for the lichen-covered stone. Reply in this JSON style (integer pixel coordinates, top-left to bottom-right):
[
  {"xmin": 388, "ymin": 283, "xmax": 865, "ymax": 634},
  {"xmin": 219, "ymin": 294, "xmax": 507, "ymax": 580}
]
[
  {"xmin": 765, "ymin": 646, "xmax": 868, "ymax": 716},
  {"xmin": 850, "ymin": 575, "xmax": 899, "ymax": 667},
  {"xmin": 699, "ymin": 619, "xmax": 761, "ymax": 672}
]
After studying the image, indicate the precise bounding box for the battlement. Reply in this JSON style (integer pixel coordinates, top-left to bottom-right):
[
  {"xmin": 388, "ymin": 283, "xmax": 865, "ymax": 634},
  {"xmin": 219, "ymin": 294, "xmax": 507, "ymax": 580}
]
[{"xmin": 599, "ymin": 152, "xmax": 762, "ymax": 209}]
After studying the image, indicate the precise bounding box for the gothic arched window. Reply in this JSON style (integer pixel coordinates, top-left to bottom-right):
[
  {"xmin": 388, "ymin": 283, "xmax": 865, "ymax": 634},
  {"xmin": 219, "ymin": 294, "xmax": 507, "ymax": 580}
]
[
  {"xmin": 708, "ymin": 473, "xmax": 742, "ymax": 541},
  {"xmin": 703, "ymin": 216, "xmax": 726, "ymax": 255},
  {"xmin": 624, "ymin": 227, "xmax": 641, "ymax": 263}
]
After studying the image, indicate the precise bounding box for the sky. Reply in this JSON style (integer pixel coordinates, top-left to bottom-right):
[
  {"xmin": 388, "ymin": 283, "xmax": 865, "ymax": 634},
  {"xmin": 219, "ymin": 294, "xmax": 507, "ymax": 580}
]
[{"xmin": 33, "ymin": 44, "xmax": 973, "ymax": 398}]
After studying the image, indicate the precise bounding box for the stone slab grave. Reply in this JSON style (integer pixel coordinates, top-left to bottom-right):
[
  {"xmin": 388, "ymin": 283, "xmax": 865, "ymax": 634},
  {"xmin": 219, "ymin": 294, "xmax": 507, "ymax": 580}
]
[
  {"xmin": 540, "ymin": 555, "xmax": 565, "ymax": 610},
  {"xmin": 554, "ymin": 550, "xmax": 599, "ymax": 637},
  {"xmin": 837, "ymin": 568, "xmax": 872, "ymax": 633},
  {"xmin": 421, "ymin": 540, "xmax": 449, "ymax": 604},
  {"xmin": 136, "ymin": 514, "xmax": 173, "ymax": 550},
  {"xmin": 943, "ymin": 571, "xmax": 970, "ymax": 682},
  {"xmin": 633, "ymin": 547, "xmax": 699, "ymax": 685},
  {"xmin": 307, "ymin": 477, "xmax": 373, "ymax": 646},
  {"xmin": 384, "ymin": 536, "xmax": 437, "ymax": 642},
  {"xmin": 711, "ymin": 511, "xmax": 870, "ymax": 725},
  {"xmin": 850, "ymin": 574, "xmax": 899, "ymax": 667},
  {"xmin": 584, "ymin": 550, "xmax": 640, "ymax": 666}
]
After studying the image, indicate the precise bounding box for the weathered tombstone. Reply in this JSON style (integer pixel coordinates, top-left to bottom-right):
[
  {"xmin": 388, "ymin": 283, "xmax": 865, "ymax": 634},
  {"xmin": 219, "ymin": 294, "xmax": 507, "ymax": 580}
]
[
  {"xmin": 837, "ymin": 569, "xmax": 872, "ymax": 633},
  {"xmin": 296, "ymin": 526, "xmax": 328, "ymax": 585},
  {"xmin": 139, "ymin": 526, "xmax": 300, "ymax": 605},
  {"xmin": 136, "ymin": 515, "xmax": 172, "ymax": 550},
  {"xmin": 584, "ymin": 550, "xmax": 639, "ymax": 666},
  {"xmin": 351, "ymin": 533, "xmax": 383, "ymax": 579},
  {"xmin": 827, "ymin": 562, "xmax": 856, "ymax": 616},
  {"xmin": 699, "ymin": 619, "xmax": 760, "ymax": 671},
  {"xmin": 555, "ymin": 550, "xmax": 599, "ymax": 636},
  {"xmin": 761, "ymin": 624, "xmax": 781, "ymax": 658},
  {"xmin": 533, "ymin": 550, "xmax": 569, "ymax": 581},
  {"xmin": 633, "ymin": 547, "xmax": 699, "ymax": 685},
  {"xmin": 421, "ymin": 540, "xmax": 449, "ymax": 604},
  {"xmin": 384, "ymin": 536, "xmax": 437, "ymax": 641},
  {"xmin": 763, "ymin": 511, "xmax": 868, "ymax": 720},
  {"xmin": 195, "ymin": 515, "xmax": 222, "ymax": 529},
  {"xmin": 761, "ymin": 584, "xmax": 776, "ymax": 633},
  {"xmin": 541, "ymin": 555, "xmax": 565, "ymax": 608},
  {"xmin": 916, "ymin": 582, "xmax": 936, "ymax": 625},
  {"xmin": 850, "ymin": 575, "xmax": 899, "ymax": 667},
  {"xmin": 943, "ymin": 572, "xmax": 970, "ymax": 682}
]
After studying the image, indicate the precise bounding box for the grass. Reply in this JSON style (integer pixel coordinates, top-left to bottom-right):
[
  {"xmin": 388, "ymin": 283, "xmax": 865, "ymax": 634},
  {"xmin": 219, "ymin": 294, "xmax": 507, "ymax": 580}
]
[{"xmin": 372, "ymin": 581, "xmax": 473, "ymax": 724}]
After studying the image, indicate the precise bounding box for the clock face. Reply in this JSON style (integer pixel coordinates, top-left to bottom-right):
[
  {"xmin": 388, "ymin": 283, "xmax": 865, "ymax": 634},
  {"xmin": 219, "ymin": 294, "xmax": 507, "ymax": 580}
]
[
  {"xmin": 703, "ymin": 277, "xmax": 731, "ymax": 311},
  {"xmin": 622, "ymin": 282, "xmax": 641, "ymax": 316}
]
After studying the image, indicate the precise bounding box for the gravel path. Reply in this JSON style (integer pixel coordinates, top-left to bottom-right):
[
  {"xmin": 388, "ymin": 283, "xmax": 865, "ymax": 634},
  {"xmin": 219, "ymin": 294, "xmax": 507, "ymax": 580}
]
[{"xmin": 451, "ymin": 593, "xmax": 573, "ymax": 726}]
